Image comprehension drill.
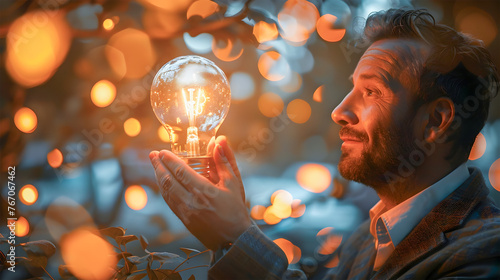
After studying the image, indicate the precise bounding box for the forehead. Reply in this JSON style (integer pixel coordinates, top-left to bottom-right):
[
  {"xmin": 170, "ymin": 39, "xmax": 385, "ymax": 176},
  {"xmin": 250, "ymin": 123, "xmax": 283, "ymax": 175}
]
[{"xmin": 353, "ymin": 39, "xmax": 430, "ymax": 86}]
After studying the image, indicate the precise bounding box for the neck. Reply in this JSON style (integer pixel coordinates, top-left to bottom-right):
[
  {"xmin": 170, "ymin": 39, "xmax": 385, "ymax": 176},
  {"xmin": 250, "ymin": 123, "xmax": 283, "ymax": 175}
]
[{"xmin": 375, "ymin": 160, "xmax": 461, "ymax": 211}]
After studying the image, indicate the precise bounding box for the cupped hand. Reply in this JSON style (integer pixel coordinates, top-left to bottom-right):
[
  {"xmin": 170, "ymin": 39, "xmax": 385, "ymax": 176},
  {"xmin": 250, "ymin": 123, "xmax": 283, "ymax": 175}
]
[{"xmin": 149, "ymin": 136, "xmax": 251, "ymax": 251}]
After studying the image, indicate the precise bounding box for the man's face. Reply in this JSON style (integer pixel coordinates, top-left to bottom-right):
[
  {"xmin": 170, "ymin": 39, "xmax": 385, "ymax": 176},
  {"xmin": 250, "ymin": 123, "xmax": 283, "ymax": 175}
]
[{"xmin": 332, "ymin": 39, "xmax": 429, "ymax": 188}]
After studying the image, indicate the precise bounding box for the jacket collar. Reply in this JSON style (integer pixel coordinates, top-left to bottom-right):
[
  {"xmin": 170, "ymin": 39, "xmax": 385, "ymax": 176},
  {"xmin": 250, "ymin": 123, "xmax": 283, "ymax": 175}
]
[{"xmin": 371, "ymin": 167, "xmax": 489, "ymax": 280}]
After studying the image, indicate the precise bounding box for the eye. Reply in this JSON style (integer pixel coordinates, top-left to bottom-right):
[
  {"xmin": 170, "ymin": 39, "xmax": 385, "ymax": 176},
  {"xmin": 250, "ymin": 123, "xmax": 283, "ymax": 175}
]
[{"xmin": 365, "ymin": 89, "xmax": 375, "ymax": 96}]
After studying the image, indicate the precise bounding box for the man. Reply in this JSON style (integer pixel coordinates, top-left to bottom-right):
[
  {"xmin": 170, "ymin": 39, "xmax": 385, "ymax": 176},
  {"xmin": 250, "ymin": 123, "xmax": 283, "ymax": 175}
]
[{"xmin": 149, "ymin": 9, "xmax": 500, "ymax": 279}]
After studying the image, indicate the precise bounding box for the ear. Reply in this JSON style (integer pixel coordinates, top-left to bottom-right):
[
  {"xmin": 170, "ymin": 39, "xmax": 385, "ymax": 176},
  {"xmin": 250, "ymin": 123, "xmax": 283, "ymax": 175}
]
[{"xmin": 423, "ymin": 97, "xmax": 455, "ymax": 143}]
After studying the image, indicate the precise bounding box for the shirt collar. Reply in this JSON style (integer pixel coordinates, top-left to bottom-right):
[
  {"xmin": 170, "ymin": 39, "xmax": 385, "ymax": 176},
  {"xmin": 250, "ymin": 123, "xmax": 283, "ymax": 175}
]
[{"xmin": 369, "ymin": 163, "xmax": 470, "ymax": 246}]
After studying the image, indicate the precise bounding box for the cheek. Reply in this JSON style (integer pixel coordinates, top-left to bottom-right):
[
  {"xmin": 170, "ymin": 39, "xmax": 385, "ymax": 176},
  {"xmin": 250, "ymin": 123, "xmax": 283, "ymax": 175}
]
[{"xmin": 360, "ymin": 106, "xmax": 393, "ymax": 143}]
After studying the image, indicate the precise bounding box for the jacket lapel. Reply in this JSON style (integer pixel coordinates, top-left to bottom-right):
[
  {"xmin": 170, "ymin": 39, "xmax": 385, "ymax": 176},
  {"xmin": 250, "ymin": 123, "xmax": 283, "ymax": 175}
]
[{"xmin": 371, "ymin": 168, "xmax": 489, "ymax": 280}]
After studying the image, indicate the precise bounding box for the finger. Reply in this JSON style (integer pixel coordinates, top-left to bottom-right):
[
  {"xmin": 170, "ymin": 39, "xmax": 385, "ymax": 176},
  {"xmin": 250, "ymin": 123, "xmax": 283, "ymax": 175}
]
[
  {"xmin": 207, "ymin": 136, "xmax": 216, "ymax": 156},
  {"xmin": 158, "ymin": 150, "xmax": 210, "ymax": 191},
  {"xmin": 215, "ymin": 136, "xmax": 242, "ymax": 182},
  {"xmin": 214, "ymin": 137, "xmax": 245, "ymax": 201},
  {"xmin": 214, "ymin": 144, "xmax": 241, "ymax": 192},
  {"xmin": 207, "ymin": 136, "xmax": 219, "ymax": 183},
  {"xmin": 149, "ymin": 151, "xmax": 191, "ymax": 209},
  {"xmin": 150, "ymin": 152, "xmax": 213, "ymax": 222}
]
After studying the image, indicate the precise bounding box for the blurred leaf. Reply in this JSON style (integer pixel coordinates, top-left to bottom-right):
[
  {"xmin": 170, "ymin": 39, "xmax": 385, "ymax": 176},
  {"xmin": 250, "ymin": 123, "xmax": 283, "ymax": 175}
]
[
  {"xmin": 100, "ymin": 226, "xmax": 126, "ymax": 241},
  {"xmin": 139, "ymin": 235, "xmax": 149, "ymax": 250},
  {"xmin": 116, "ymin": 235, "xmax": 138, "ymax": 246},
  {"xmin": 188, "ymin": 275, "xmax": 196, "ymax": 280},
  {"xmin": 19, "ymin": 241, "xmax": 56, "ymax": 271},
  {"xmin": 128, "ymin": 254, "xmax": 150, "ymax": 265},
  {"xmin": 18, "ymin": 254, "xmax": 48, "ymax": 270},
  {"xmin": 146, "ymin": 261, "xmax": 158, "ymax": 280},
  {"xmin": 21, "ymin": 240, "xmax": 56, "ymax": 259},
  {"xmin": 18, "ymin": 256, "xmax": 45, "ymax": 276},
  {"xmin": 122, "ymin": 256, "xmax": 137, "ymax": 274},
  {"xmin": 0, "ymin": 250, "xmax": 6, "ymax": 265},
  {"xmin": 153, "ymin": 269, "xmax": 181, "ymax": 280},
  {"xmin": 128, "ymin": 272, "xmax": 147, "ymax": 280},
  {"xmin": 31, "ymin": 255, "xmax": 49, "ymax": 269},
  {"xmin": 150, "ymin": 251, "xmax": 181, "ymax": 262},
  {"xmin": 58, "ymin": 265, "xmax": 73, "ymax": 279},
  {"xmin": 117, "ymin": 252, "xmax": 133, "ymax": 261},
  {"xmin": 180, "ymin": 247, "xmax": 200, "ymax": 258},
  {"xmin": 115, "ymin": 266, "xmax": 128, "ymax": 280}
]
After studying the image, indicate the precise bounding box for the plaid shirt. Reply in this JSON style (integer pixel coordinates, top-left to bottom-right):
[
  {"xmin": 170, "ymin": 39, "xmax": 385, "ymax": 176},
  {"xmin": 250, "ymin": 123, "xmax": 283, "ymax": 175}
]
[{"xmin": 209, "ymin": 168, "xmax": 500, "ymax": 279}]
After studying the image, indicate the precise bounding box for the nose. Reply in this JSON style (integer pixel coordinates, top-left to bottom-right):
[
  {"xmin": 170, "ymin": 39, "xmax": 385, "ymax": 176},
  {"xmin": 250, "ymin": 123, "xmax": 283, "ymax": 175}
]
[{"xmin": 331, "ymin": 92, "xmax": 359, "ymax": 126}]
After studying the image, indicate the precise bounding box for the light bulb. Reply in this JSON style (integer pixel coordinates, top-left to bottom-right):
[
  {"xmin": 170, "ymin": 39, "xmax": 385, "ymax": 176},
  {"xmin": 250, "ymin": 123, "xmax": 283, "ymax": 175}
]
[{"xmin": 151, "ymin": 55, "xmax": 231, "ymax": 176}]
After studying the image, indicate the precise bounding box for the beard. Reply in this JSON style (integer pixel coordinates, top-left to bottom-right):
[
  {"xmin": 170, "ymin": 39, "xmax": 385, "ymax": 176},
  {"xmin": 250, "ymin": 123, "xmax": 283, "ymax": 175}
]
[{"xmin": 338, "ymin": 114, "xmax": 417, "ymax": 190}]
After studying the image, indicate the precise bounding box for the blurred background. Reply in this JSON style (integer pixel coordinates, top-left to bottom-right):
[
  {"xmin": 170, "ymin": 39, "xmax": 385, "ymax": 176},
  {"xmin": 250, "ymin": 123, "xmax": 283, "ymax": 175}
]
[{"xmin": 1, "ymin": 0, "xmax": 500, "ymax": 279}]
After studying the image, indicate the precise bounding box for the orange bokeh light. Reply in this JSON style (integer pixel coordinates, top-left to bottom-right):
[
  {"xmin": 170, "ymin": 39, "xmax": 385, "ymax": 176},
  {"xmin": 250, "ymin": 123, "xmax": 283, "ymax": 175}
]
[
  {"xmin": 253, "ymin": 21, "xmax": 279, "ymax": 43},
  {"xmin": 317, "ymin": 227, "xmax": 334, "ymax": 236},
  {"xmin": 91, "ymin": 80, "xmax": 116, "ymax": 108},
  {"xmin": 318, "ymin": 235, "xmax": 342, "ymax": 255},
  {"xmin": 489, "ymin": 158, "xmax": 500, "ymax": 193},
  {"xmin": 158, "ymin": 126, "xmax": 171, "ymax": 142},
  {"xmin": 258, "ymin": 92, "xmax": 284, "ymax": 118},
  {"xmin": 271, "ymin": 190, "xmax": 293, "ymax": 219},
  {"xmin": 212, "ymin": 37, "xmax": 244, "ymax": 62},
  {"xmin": 313, "ymin": 85, "xmax": 324, "ymax": 102},
  {"xmin": 140, "ymin": 0, "xmax": 192, "ymax": 12},
  {"xmin": 106, "ymin": 28, "xmax": 156, "ymax": 79},
  {"xmin": 317, "ymin": 14, "xmax": 346, "ymax": 42},
  {"xmin": 270, "ymin": 189, "xmax": 287, "ymax": 204},
  {"xmin": 287, "ymin": 99, "xmax": 311, "ymax": 124},
  {"xmin": 124, "ymin": 118, "xmax": 141, "ymax": 137},
  {"xmin": 469, "ymin": 132, "xmax": 486, "ymax": 160},
  {"xmin": 14, "ymin": 107, "xmax": 37, "ymax": 133},
  {"xmin": 325, "ymin": 255, "xmax": 340, "ymax": 268},
  {"xmin": 273, "ymin": 238, "xmax": 301, "ymax": 264},
  {"xmin": 6, "ymin": 11, "xmax": 71, "ymax": 88},
  {"xmin": 278, "ymin": 0, "xmax": 319, "ymax": 44},
  {"xmin": 20, "ymin": 184, "xmax": 38, "ymax": 206},
  {"xmin": 258, "ymin": 51, "xmax": 290, "ymax": 82},
  {"xmin": 143, "ymin": 8, "xmax": 183, "ymax": 38},
  {"xmin": 187, "ymin": 0, "xmax": 219, "ymax": 19},
  {"xmin": 263, "ymin": 207, "xmax": 281, "ymax": 225},
  {"xmin": 47, "ymin": 148, "xmax": 64, "ymax": 168},
  {"xmin": 15, "ymin": 216, "xmax": 30, "ymax": 237},
  {"xmin": 102, "ymin": 18, "xmax": 115, "ymax": 31},
  {"xmin": 125, "ymin": 185, "xmax": 148, "ymax": 210},
  {"xmin": 456, "ymin": 8, "xmax": 497, "ymax": 47},
  {"xmin": 297, "ymin": 163, "xmax": 332, "ymax": 193},
  {"xmin": 251, "ymin": 205, "xmax": 266, "ymax": 220},
  {"xmin": 61, "ymin": 228, "xmax": 117, "ymax": 280},
  {"xmin": 291, "ymin": 199, "xmax": 306, "ymax": 218}
]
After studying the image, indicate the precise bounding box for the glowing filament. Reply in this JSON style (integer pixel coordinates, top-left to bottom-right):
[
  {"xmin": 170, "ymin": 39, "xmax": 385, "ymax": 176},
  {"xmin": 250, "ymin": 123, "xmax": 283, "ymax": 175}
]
[{"xmin": 182, "ymin": 88, "xmax": 207, "ymax": 156}]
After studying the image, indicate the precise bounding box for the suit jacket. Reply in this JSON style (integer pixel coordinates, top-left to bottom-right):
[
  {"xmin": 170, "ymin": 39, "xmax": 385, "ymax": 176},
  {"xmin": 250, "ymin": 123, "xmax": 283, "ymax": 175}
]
[{"xmin": 208, "ymin": 168, "xmax": 500, "ymax": 279}]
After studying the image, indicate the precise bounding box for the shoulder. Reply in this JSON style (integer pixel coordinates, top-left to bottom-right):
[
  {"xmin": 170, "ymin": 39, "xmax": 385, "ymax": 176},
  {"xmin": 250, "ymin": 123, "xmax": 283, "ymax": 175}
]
[{"xmin": 435, "ymin": 202, "xmax": 500, "ymax": 276}]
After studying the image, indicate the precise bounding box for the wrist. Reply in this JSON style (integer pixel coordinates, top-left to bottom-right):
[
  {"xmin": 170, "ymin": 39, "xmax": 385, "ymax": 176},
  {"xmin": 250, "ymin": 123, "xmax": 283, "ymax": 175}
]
[{"xmin": 219, "ymin": 219, "xmax": 251, "ymax": 250}]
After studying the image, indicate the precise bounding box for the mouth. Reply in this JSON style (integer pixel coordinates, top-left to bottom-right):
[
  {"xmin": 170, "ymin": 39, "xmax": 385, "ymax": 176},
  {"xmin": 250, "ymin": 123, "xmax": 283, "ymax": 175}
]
[{"xmin": 340, "ymin": 137, "xmax": 363, "ymax": 143}]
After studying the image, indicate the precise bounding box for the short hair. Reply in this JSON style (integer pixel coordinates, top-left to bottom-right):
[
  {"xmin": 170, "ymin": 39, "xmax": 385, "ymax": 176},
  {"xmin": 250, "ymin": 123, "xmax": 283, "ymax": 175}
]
[{"xmin": 363, "ymin": 9, "xmax": 499, "ymax": 163}]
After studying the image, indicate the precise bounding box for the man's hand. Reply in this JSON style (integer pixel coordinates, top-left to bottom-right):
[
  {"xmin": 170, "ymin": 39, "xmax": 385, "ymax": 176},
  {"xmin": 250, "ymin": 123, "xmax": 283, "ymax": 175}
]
[{"xmin": 149, "ymin": 136, "xmax": 251, "ymax": 251}]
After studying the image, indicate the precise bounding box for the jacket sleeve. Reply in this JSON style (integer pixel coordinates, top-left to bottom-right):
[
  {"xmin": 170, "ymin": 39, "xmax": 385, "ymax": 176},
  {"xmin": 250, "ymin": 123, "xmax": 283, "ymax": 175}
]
[{"xmin": 208, "ymin": 224, "xmax": 307, "ymax": 280}]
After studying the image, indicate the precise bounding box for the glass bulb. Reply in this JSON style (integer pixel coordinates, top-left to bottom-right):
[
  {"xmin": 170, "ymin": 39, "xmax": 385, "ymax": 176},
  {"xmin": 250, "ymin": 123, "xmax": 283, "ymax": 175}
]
[{"xmin": 151, "ymin": 55, "xmax": 231, "ymax": 176}]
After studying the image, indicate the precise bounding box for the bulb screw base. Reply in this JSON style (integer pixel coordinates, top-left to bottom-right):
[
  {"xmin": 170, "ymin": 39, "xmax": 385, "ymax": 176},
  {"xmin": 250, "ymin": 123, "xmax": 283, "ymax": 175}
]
[{"xmin": 181, "ymin": 156, "xmax": 213, "ymax": 178}]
